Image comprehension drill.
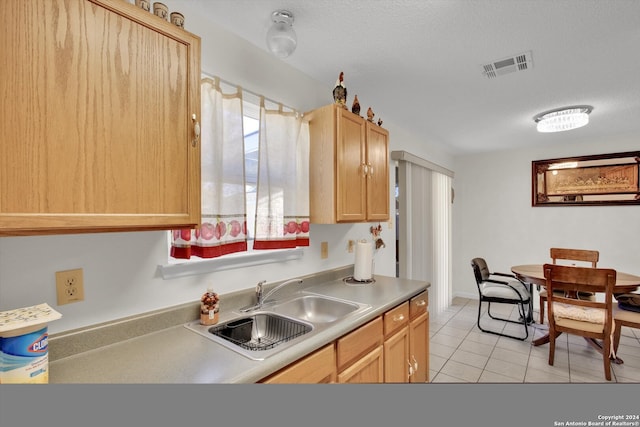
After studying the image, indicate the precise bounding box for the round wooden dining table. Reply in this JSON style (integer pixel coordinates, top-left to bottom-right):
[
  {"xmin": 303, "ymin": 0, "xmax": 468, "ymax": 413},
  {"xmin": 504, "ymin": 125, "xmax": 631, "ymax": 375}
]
[
  {"xmin": 511, "ymin": 264, "xmax": 640, "ymax": 294},
  {"xmin": 511, "ymin": 264, "xmax": 640, "ymax": 363}
]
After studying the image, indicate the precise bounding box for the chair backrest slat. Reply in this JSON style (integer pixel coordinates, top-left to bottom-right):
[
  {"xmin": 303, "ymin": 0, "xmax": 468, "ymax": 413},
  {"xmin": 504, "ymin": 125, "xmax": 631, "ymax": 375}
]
[
  {"xmin": 543, "ymin": 263, "xmax": 616, "ymax": 314},
  {"xmin": 550, "ymin": 247, "xmax": 599, "ymax": 268}
]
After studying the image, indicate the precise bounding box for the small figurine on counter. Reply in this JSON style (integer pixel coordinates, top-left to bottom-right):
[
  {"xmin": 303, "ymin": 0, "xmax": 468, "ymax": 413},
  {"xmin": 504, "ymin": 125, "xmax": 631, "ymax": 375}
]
[
  {"xmin": 351, "ymin": 95, "xmax": 361, "ymax": 115},
  {"xmin": 377, "ymin": 118, "xmax": 383, "ymax": 127},
  {"xmin": 333, "ymin": 72, "xmax": 347, "ymax": 109},
  {"xmin": 200, "ymin": 287, "xmax": 220, "ymax": 325},
  {"xmin": 367, "ymin": 107, "xmax": 375, "ymax": 122}
]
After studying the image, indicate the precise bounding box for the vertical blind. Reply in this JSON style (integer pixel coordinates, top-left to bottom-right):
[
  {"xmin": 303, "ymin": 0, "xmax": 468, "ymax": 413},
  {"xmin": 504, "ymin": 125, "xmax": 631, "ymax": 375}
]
[
  {"xmin": 392, "ymin": 151, "xmax": 454, "ymax": 316},
  {"xmin": 432, "ymin": 172, "xmax": 453, "ymax": 315}
]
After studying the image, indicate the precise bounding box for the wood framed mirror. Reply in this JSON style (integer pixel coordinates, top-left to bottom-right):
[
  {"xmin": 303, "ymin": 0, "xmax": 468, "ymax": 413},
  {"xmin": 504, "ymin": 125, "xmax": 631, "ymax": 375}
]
[{"xmin": 532, "ymin": 151, "xmax": 640, "ymax": 207}]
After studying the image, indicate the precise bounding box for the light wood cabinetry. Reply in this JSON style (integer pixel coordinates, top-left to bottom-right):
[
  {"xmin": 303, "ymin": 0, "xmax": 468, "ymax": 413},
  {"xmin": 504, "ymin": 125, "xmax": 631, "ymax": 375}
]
[
  {"xmin": 306, "ymin": 104, "xmax": 389, "ymax": 223},
  {"xmin": 336, "ymin": 316, "xmax": 383, "ymax": 383},
  {"xmin": 0, "ymin": 0, "xmax": 201, "ymax": 236},
  {"xmin": 409, "ymin": 291, "xmax": 430, "ymax": 382},
  {"xmin": 337, "ymin": 345, "xmax": 383, "ymax": 383},
  {"xmin": 383, "ymin": 325, "xmax": 410, "ymax": 382},
  {"xmin": 365, "ymin": 122, "xmax": 390, "ymax": 221},
  {"xmin": 260, "ymin": 343, "xmax": 336, "ymax": 384},
  {"xmin": 383, "ymin": 302, "xmax": 410, "ymax": 383}
]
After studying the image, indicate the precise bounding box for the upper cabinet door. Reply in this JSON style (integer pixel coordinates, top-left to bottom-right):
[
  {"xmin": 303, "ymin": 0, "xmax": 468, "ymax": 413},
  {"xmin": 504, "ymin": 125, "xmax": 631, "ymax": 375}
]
[
  {"xmin": 336, "ymin": 108, "xmax": 367, "ymax": 222},
  {"xmin": 365, "ymin": 122, "xmax": 389, "ymax": 221},
  {"xmin": 0, "ymin": 0, "xmax": 201, "ymax": 236}
]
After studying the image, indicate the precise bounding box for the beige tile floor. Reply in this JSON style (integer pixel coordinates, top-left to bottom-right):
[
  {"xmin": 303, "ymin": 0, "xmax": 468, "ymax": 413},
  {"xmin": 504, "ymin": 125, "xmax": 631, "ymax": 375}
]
[{"xmin": 429, "ymin": 297, "xmax": 640, "ymax": 383}]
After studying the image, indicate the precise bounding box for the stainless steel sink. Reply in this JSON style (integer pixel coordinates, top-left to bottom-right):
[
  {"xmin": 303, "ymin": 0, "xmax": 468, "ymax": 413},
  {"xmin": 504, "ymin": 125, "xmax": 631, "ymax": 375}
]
[
  {"xmin": 270, "ymin": 294, "xmax": 363, "ymax": 323},
  {"xmin": 185, "ymin": 313, "xmax": 313, "ymax": 360},
  {"xmin": 184, "ymin": 293, "xmax": 370, "ymax": 360}
]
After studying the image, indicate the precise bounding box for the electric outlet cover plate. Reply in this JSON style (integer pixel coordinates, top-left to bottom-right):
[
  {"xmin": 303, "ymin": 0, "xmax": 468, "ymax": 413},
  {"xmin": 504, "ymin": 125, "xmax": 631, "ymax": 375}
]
[{"xmin": 55, "ymin": 268, "xmax": 85, "ymax": 305}]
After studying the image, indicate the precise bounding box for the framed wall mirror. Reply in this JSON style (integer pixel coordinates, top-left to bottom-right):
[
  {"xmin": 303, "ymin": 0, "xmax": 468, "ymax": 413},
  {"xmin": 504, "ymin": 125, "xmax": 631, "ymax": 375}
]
[{"xmin": 532, "ymin": 151, "xmax": 640, "ymax": 207}]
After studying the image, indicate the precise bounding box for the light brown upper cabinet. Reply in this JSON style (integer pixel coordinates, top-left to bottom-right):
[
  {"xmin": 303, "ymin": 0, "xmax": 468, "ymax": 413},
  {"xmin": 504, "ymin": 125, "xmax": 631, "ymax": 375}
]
[
  {"xmin": 0, "ymin": 0, "xmax": 201, "ymax": 236},
  {"xmin": 306, "ymin": 104, "xmax": 389, "ymax": 223}
]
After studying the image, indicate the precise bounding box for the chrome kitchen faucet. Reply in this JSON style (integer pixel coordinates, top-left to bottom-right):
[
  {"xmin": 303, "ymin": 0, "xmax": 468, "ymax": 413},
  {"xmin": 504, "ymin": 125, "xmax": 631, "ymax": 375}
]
[{"xmin": 240, "ymin": 278, "xmax": 303, "ymax": 312}]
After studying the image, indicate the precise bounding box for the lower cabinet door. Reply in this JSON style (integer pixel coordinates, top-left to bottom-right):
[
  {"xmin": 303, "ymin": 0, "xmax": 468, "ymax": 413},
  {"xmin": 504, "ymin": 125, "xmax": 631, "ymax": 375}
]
[
  {"xmin": 337, "ymin": 346, "xmax": 383, "ymax": 383},
  {"xmin": 384, "ymin": 327, "xmax": 410, "ymax": 383},
  {"xmin": 409, "ymin": 312, "xmax": 429, "ymax": 383}
]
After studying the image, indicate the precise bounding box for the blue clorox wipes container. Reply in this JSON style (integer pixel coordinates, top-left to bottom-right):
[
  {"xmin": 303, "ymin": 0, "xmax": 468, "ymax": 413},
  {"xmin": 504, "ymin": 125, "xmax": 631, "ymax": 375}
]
[{"xmin": 0, "ymin": 303, "xmax": 62, "ymax": 384}]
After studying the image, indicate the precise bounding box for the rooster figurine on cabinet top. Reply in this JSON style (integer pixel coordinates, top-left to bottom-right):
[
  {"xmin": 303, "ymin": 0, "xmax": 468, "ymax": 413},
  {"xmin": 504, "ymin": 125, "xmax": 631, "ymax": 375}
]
[
  {"xmin": 366, "ymin": 107, "xmax": 374, "ymax": 122},
  {"xmin": 351, "ymin": 95, "xmax": 361, "ymax": 115},
  {"xmin": 333, "ymin": 72, "xmax": 347, "ymax": 109}
]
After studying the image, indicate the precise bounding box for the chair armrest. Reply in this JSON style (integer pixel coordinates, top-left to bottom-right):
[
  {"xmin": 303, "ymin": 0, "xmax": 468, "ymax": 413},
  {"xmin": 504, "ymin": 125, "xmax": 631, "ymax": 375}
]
[
  {"xmin": 484, "ymin": 278, "xmax": 530, "ymax": 301},
  {"xmin": 485, "ymin": 278, "xmax": 510, "ymax": 286},
  {"xmin": 493, "ymin": 272, "xmax": 529, "ymax": 286},
  {"xmin": 493, "ymin": 272, "xmax": 517, "ymax": 279}
]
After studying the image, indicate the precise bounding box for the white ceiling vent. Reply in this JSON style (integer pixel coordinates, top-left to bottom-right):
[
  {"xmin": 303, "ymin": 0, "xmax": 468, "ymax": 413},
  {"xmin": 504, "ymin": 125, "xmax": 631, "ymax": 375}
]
[{"xmin": 482, "ymin": 51, "xmax": 533, "ymax": 79}]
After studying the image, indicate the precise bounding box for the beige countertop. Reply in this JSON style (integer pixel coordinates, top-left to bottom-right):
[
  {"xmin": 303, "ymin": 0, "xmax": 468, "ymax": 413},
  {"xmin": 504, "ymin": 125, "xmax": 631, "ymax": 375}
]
[{"xmin": 48, "ymin": 272, "xmax": 429, "ymax": 383}]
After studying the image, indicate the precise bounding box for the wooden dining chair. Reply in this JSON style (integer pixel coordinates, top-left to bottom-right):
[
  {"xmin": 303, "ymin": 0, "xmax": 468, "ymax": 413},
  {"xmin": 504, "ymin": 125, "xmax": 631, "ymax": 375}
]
[
  {"xmin": 543, "ymin": 263, "xmax": 616, "ymax": 381},
  {"xmin": 538, "ymin": 248, "xmax": 599, "ymax": 324},
  {"xmin": 612, "ymin": 296, "xmax": 640, "ymax": 357}
]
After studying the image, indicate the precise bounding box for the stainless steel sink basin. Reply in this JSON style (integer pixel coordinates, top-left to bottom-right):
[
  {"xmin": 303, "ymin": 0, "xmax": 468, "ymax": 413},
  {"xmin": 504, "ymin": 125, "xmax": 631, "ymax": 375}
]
[
  {"xmin": 184, "ymin": 293, "xmax": 370, "ymax": 360},
  {"xmin": 185, "ymin": 313, "xmax": 313, "ymax": 360},
  {"xmin": 270, "ymin": 294, "xmax": 363, "ymax": 323}
]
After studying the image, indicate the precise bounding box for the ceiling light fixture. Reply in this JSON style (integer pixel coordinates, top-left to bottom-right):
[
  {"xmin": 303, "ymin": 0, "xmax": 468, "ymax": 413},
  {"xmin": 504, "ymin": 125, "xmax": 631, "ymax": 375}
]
[
  {"xmin": 266, "ymin": 10, "xmax": 297, "ymax": 58},
  {"xmin": 534, "ymin": 105, "xmax": 593, "ymax": 133}
]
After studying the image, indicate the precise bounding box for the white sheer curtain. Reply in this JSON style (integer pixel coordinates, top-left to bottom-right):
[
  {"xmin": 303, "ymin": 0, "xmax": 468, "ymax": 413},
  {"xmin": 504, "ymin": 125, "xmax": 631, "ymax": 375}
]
[
  {"xmin": 171, "ymin": 77, "xmax": 248, "ymax": 258},
  {"xmin": 393, "ymin": 151, "xmax": 453, "ymax": 315},
  {"xmin": 253, "ymin": 98, "xmax": 310, "ymax": 249}
]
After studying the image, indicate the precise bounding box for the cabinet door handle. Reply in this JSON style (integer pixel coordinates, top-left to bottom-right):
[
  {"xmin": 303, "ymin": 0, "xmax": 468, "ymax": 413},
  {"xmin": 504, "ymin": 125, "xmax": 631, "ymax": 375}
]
[
  {"xmin": 412, "ymin": 355, "xmax": 418, "ymax": 372},
  {"xmin": 362, "ymin": 163, "xmax": 368, "ymax": 177},
  {"xmin": 192, "ymin": 114, "xmax": 200, "ymax": 147},
  {"xmin": 392, "ymin": 314, "xmax": 405, "ymax": 322},
  {"xmin": 414, "ymin": 299, "xmax": 426, "ymax": 307},
  {"xmin": 367, "ymin": 162, "xmax": 373, "ymax": 176}
]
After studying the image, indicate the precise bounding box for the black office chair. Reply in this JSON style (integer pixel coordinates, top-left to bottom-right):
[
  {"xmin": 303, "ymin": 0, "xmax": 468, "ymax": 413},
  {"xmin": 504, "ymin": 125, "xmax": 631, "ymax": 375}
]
[{"xmin": 471, "ymin": 257, "xmax": 532, "ymax": 340}]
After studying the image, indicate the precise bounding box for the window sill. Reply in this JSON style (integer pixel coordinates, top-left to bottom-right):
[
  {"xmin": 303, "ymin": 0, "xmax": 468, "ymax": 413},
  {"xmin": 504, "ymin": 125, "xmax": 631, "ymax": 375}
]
[{"xmin": 158, "ymin": 248, "xmax": 304, "ymax": 280}]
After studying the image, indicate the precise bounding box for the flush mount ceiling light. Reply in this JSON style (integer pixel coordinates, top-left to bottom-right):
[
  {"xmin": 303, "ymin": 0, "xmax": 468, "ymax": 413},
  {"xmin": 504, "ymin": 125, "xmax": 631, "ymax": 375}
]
[
  {"xmin": 266, "ymin": 10, "xmax": 297, "ymax": 58},
  {"xmin": 534, "ymin": 105, "xmax": 593, "ymax": 133}
]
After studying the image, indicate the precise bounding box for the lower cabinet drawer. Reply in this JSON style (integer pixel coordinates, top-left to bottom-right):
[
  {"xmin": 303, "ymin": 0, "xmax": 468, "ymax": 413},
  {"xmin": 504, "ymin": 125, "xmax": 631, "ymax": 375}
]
[
  {"xmin": 383, "ymin": 301, "xmax": 409, "ymax": 337},
  {"xmin": 410, "ymin": 290, "xmax": 429, "ymax": 319},
  {"xmin": 336, "ymin": 316, "xmax": 383, "ymax": 372},
  {"xmin": 260, "ymin": 343, "xmax": 336, "ymax": 383}
]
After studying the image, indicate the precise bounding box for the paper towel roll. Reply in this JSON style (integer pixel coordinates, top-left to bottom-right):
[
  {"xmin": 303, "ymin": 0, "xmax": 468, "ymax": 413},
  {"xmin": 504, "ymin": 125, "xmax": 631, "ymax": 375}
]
[{"xmin": 354, "ymin": 240, "xmax": 373, "ymax": 281}]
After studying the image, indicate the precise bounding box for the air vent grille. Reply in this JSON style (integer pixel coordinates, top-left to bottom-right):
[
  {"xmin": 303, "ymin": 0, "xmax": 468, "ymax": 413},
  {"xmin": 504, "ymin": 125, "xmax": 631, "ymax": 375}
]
[{"xmin": 482, "ymin": 51, "xmax": 533, "ymax": 79}]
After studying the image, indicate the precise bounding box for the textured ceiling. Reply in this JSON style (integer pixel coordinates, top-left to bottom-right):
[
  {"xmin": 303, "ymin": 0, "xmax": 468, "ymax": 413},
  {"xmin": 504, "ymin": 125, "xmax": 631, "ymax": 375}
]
[{"xmin": 176, "ymin": 0, "xmax": 640, "ymax": 155}]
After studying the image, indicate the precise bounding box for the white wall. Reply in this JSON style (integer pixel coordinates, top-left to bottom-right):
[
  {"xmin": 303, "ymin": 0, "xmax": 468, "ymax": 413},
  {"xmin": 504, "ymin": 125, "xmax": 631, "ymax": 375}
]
[
  {"xmin": 0, "ymin": 1, "xmax": 453, "ymax": 334},
  {"xmin": 452, "ymin": 134, "xmax": 640, "ymax": 303}
]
